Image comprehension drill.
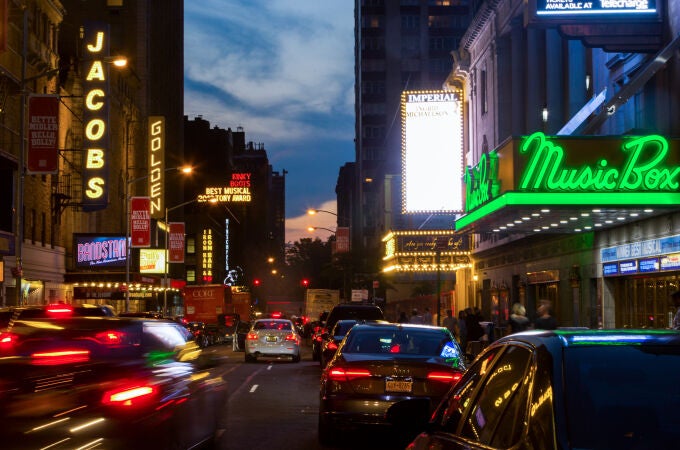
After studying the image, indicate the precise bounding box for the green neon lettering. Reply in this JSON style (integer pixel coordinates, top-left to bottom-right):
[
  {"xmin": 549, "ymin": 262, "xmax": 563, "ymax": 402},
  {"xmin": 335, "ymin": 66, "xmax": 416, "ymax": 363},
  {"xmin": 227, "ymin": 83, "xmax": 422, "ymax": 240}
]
[
  {"xmin": 465, "ymin": 151, "xmax": 501, "ymax": 212},
  {"xmin": 519, "ymin": 132, "xmax": 679, "ymax": 193}
]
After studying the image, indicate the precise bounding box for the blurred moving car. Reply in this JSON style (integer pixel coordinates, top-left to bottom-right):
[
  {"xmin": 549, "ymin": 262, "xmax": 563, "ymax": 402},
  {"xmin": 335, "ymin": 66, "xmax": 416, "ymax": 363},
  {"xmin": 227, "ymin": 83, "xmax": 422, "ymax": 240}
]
[
  {"xmin": 245, "ymin": 318, "xmax": 301, "ymax": 363},
  {"xmin": 0, "ymin": 316, "xmax": 228, "ymax": 449},
  {"xmin": 118, "ymin": 311, "xmax": 164, "ymax": 319},
  {"xmin": 0, "ymin": 303, "xmax": 116, "ymax": 328},
  {"xmin": 319, "ymin": 322, "xmax": 466, "ymax": 445},
  {"xmin": 233, "ymin": 320, "xmax": 251, "ymax": 351},
  {"xmin": 407, "ymin": 328, "xmax": 680, "ymax": 450}
]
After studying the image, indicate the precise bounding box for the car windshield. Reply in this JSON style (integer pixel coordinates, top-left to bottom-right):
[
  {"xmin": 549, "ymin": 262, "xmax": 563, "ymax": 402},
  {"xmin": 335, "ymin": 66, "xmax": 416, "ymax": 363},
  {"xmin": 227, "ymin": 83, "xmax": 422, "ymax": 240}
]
[
  {"xmin": 343, "ymin": 329, "xmax": 452, "ymax": 356},
  {"xmin": 333, "ymin": 321, "xmax": 357, "ymax": 336},
  {"xmin": 565, "ymin": 345, "xmax": 680, "ymax": 449},
  {"xmin": 254, "ymin": 320, "xmax": 292, "ymax": 331}
]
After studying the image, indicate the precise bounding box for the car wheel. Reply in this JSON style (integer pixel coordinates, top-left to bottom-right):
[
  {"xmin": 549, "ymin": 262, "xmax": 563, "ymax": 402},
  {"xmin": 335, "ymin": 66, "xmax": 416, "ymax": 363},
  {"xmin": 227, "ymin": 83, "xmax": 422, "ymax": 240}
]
[
  {"xmin": 292, "ymin": 353, "xmax": 301, "ymax": 363},
  {"xmin": 244, "ymin": 353, "xmax": 256, "ymax": 363},
  {"xmin": 318, "ymin": 414, "xmax": 335, "ymax": 446}
]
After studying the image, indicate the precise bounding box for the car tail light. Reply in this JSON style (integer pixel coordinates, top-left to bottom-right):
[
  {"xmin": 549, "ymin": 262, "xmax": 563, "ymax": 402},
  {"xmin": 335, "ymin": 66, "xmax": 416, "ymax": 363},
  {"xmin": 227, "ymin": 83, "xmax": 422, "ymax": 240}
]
[
  {"xmin": 328, "ymin": 367, "xmax": 371, "ymax": 381},
  {"xmin": 102, "ymin": 383, "xmax": 158, "ymax": 407},
  {"xmin": 327, "ymin": 341, "xmax": 338, "ymax": 351},
  {"xmin": 284, "ymin": 333, "xmax": 298, "ymax": 342},
  {"xmin": 95, "ymin": 330, "xmax": 127, "ymax": 346},
  {"xmin": 31, "ymin": 349, "xmax": 90, "ymax": 365},
  {"xmin": 0, "ymin": 332, "xmax": 18, "ymax": 349},
  {"xmin": 46, "ymin": 303, "xmax": 74, "ymax": 316},
  {"xmin": 246, "ymin": 332, "xmax": 258, "ymax": 340},
  {"xmin": 427, "ymin": 371, "xmax": 463, "ymax": 384}
]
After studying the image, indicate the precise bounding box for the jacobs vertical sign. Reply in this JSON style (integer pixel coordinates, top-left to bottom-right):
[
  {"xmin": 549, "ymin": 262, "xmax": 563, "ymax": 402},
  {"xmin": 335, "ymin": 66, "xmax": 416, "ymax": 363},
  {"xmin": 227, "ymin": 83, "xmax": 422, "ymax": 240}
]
[{"xmin": 81, "ymin": 23, "xmax": 111, "ymax": 211}]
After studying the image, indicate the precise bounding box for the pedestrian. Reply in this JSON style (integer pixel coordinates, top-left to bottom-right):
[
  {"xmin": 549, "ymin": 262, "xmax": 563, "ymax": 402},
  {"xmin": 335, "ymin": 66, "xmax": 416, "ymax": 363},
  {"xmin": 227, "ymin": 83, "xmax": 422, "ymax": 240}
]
[
  {"xmin": 507, "ymin": 302, "xmax": 530, "ymax": 334},
  {"xmin": 442, "ymin": 309, "xmax": 459, "ymax": 341},
  {"xmin": 458, "ymin": 310, "xmax": 468, "ymax": 350},
  {"xmin": 409, "ymin": 308, "xmax": 423, "ymax": 324},
  {"xmin": 422, "ymin": 307, "xmax": 433, "ymax": 325},
  {"xmin": 671, "ymin": 291, "xmax": 680, "ymax": 329},
  {"xmin": 533, "ymin": 300, "xmax": 557, "ymax": 330},
  {"xmin": 397, "ymin": 311, "xmax": 409, "ymax": 323},
  {"xmin": 465, "ymin": 307, "xmax": 485, "ymax": 342}
]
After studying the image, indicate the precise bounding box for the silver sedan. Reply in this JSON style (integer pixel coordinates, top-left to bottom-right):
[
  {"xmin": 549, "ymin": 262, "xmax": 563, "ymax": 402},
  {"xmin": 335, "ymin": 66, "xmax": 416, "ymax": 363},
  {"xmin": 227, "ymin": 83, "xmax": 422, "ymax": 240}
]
[{"xmin": 244, "ymin": 318, "xmax": 302, "ymax": 363}]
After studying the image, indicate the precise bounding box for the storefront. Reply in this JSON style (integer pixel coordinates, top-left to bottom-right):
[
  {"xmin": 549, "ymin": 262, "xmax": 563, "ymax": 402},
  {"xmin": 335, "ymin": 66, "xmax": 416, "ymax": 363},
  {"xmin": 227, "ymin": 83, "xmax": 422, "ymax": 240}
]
[{"xmin": 457, "ymin": 132, "xmax": 680, "ymax": 329}]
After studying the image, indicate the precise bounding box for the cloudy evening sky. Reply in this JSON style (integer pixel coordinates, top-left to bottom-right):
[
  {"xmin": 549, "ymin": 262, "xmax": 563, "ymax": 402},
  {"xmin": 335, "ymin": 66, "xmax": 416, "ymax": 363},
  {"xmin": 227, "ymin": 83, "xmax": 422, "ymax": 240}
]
[{"xmin": 184, "ymin": 1, "xmax": 355, "ymax": 243}]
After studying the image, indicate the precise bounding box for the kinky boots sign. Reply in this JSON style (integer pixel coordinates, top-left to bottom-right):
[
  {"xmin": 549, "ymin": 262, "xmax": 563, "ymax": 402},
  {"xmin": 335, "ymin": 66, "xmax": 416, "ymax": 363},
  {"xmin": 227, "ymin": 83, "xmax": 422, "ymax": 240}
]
[{"xmin": 464, "ymin": 132, "xmax": 680, "ymax": 214}]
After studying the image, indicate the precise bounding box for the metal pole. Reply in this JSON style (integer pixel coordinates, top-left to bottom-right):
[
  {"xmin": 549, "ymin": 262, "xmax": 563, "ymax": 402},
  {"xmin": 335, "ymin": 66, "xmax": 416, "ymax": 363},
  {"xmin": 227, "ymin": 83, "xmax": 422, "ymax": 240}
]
[
  {"xmin": 436, "ymin": 250, "xmax": 441, "ymax": 326},
  {"xmin": 125, "ymin": 181, "xmax": 130, "ymax": 312},
  {"xmin": 15, "ymin": 7, "xmax": 27, "ymax": 305},
  {"xmin": 163, "ymin": 206, "xmax": 168, "ymax": 316}
]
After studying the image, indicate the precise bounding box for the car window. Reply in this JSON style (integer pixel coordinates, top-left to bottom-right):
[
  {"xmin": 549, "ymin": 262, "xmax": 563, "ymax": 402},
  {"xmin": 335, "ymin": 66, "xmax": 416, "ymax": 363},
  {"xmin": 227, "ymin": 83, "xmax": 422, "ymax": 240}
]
[
  {"xmin": 438, "ymin": 347, "xmax": 503, "ymax": 432},
  {"xmin": 527, "ymin": 351, "xmax": 555, "ymax": 449},
  {"xmin": 565, "ymin": 345, "xmax": 680, "ymax": 449},
  {"xmin": 254, "ymin": 321, "xmax": 292, "ymax": 331},
  {"xmin": 343, "ymin": 329, "xmax": 451, "ymax": 356},
  {"xmin": 460, "ymin": 345, "xmax": 532, "ymax": 446},
  {"xmin": 143, "ymin": 322, "xmax": 191, "ymax": 351},
  {"xmin": 333, "ymin": 321, "xmax": 356, "ymax": 336}
]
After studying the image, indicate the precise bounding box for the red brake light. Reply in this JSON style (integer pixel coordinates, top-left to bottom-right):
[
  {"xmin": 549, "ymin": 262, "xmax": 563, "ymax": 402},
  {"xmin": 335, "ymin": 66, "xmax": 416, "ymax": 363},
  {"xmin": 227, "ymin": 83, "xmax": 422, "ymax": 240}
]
[
  {"xmin": 31, "ymin": 349, "xmax": 90, "ymax": 365},
  {"xmin": 427, "ymin": 371, "xmax": 463, "ymax": 383},
  {"xmin": 95, "ymin": 330, "xmax": 127, "ymax": 345},
  {"xmin": 0, "ymin": 332, "xmax": 18, "ymax": 349},
  {"xmin": 46, "ymin": 304, "xmax": 74, "ymax": 316},
  {"xmin": 102, "ymin": 383, "xmax": 158, "ymax": 407},
  {"xmin": 327, "ymin": 341, "xmax": 338, "ymax": 351},
  {"xmin": 328, "ymin": 367, "xmax": 371, "ymax": 381},
  {"xmin": 389, "ymin": 344, "xmax": 401, "ymax": 353},
  {"xmin": 246, "ymin": 332, "xmax": 258, "ymax": 340},
  {"xmin": 284, "ymin": 333, "xmax": 298, "ymax": 342}
]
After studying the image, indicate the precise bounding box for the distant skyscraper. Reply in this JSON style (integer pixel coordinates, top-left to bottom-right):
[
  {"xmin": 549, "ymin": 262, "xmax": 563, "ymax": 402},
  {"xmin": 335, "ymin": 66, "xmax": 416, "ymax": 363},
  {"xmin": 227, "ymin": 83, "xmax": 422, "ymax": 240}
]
[{"xmin": 351, "ymin": 0, "xmax": 471, "ymax": 277}]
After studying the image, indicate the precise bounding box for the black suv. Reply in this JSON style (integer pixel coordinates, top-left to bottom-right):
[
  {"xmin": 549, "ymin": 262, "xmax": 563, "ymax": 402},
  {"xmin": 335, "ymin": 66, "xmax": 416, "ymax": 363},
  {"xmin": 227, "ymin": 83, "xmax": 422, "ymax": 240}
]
[{"xmin": 324, "ymin": 303, "xmax": 384, "ymax": 333}]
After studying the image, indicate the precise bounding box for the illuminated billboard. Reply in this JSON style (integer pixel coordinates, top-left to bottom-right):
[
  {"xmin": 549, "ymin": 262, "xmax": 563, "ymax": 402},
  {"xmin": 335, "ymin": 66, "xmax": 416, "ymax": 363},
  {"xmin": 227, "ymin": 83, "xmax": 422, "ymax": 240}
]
[
  {"xmin": 401, "ymin": 90, "xmax": 464, "ymax": 214},
  {"xmin": 75, "ymin": 234, "xmax": 126, "ymax": 269},
  {"xmin": 198, "ymin": 172, "xmax": 253, "ymax": 203},
  {"xmin": 148, "ymin": 116, "xmax": 165, "ymax": 219},
  {"xmin": 140, "ymin": 249, "xmax": 165, "ymax": 274}
]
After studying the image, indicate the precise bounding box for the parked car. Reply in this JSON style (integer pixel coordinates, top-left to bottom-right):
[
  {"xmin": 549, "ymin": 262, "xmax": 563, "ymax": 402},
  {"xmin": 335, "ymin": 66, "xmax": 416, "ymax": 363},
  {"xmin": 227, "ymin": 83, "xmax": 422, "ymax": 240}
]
[
  {"xmin": 244, "ymin": 318, "xmax": 301, "ymax": 363},
  {"xmin": 319, "ymin": 322, "xmax": 466, "ymax": 445},
  {"xmin": 0, "ymin": 316, "xmax": 228, "ymax": 449},
  {"xmin": 407, "ymin": 328, "xmax": 680, "ymax": 450}
]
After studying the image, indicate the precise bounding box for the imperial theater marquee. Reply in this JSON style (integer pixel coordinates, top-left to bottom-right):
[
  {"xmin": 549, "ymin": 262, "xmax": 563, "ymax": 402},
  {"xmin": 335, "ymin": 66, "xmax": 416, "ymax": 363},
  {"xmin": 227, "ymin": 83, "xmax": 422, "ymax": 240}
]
[
  {"xmin": 456, "ymin": 132, "xmax": 680, "ymax": 233},
  {"xmin": 401, "ymin": 90, "xmax": 464, "ymax": 214}
]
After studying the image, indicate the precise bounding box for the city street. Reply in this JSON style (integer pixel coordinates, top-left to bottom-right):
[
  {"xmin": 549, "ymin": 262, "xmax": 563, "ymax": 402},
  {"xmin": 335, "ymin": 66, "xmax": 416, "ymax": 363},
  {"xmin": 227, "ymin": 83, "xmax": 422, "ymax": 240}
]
[{"xmin": 208, "ymin": 339, "xmax": 418, "ymax": 450}]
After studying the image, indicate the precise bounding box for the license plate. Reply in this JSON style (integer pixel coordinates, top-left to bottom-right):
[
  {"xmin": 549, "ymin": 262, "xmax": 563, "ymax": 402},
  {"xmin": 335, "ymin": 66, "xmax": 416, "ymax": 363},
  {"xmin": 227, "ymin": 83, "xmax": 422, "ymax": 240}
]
[
  {"xmin": 385, "ymin": 380, "xmax": 412, "ymax": 393},
  {"xmin": 266, "ymin": 336, "xmax": 278, "ymax": 342}
]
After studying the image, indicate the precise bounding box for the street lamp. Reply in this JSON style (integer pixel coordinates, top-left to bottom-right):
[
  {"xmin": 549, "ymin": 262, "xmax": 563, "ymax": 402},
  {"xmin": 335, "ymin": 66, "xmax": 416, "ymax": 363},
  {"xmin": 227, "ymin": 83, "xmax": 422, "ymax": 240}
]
[
  {"xmin": 125, "ymin": 166, "xmax": 191, "ymax": 312},
  {"xmin": 307, "ymin": 208, "xmax": 337, "ymax": 217},
  {"xmin": 307, "ymin": 226, "xmax": 335, "ymax": 234}
]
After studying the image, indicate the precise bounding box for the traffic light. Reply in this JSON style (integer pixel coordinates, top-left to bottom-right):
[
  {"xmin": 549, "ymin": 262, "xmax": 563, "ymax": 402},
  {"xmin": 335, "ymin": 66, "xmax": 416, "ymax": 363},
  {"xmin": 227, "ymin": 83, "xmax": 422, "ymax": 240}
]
[{"xmin": 301, "ymin": 278, "xmax": 309, "ymax": 288}]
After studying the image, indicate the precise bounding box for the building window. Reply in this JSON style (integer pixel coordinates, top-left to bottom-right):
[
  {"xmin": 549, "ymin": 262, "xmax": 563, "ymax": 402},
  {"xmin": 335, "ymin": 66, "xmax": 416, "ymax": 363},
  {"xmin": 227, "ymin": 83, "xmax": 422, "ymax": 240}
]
[
  {"xmin": 480, "ymin": 69, "xmax": 488, "ymax": 114},
  {"xmin": 362, "ymin": 15, "xmax": 383, "ymax": 28},
  {"xmin": 41, "ymin": 212, "xmax": 46, "ymax": 246},
  {"xmin": 186, "ymin": 268, "xmax": 196, "ymax": 283},
  {"xmin": 401, "ymin": 15, "xmax": 420, "ymax": 30},
  {"xmin": 186, "ymin": 236, "xmax": 196, "ymax": 254},
  {"xmin": 362, "ymin": 37, "xmax": 385, "ymax": 51}
]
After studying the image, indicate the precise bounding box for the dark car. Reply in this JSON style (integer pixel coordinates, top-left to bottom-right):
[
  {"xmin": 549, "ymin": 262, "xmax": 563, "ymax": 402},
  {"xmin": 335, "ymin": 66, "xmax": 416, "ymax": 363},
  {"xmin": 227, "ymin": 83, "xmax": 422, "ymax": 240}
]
[
  {"xmin": 118, "ymin": 311, "xmax": 164, "ymax": 319},
  {"xmin": 320, "ymin": 319, "xmax": 389, "ymax": 367},
  {"xmin": 0, "ymin": 316, "xmax": 228, "ymax": 449},
  {"xmin": 233, "ymin": 320, "xmax": 251, "ymax": 351},
  {"xmin": 319, "ymin": 322, "xmax": 465, "ymax": 445},
  {"xmin": 407, "ymin": 328, "xmax": 680, "ymax": 450},
  {"xmin": 185, "ymin": 321, "xmax": 210, "ymax": 347},
  {"xmin": 314, "ymin": 304, "xmax": 385, "ymax": 361},
  {"xmin": 0, "ymin": 304, "xmax": 116, "ymax": 328}
]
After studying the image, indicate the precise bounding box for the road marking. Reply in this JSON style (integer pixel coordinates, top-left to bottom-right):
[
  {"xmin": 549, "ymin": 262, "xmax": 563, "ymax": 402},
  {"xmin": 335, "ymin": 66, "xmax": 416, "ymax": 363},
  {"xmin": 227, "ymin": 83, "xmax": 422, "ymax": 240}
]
[
  {"xmin": 249, "ymin": 384, "xmax": 258, "ymax": 393},
  {"xmin": 267, "ymin": 364, "xmax": 273, "ymax": 370}
]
